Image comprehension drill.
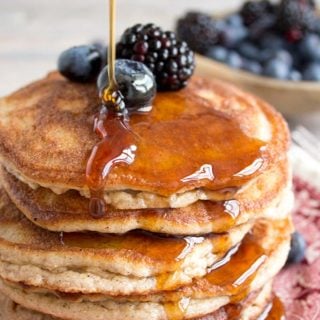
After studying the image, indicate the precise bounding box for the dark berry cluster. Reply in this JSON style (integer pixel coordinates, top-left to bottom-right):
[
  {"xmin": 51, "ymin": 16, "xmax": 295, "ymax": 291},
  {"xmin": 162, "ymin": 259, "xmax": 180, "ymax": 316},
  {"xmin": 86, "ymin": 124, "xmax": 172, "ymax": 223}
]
[
  {"xmin": 116, "ymin": 23, "xmax": 195, "ymax": 91},
  {"xmin": 176, "ymin": 0, "xmax": 320, "ymax": 82},
  {"xmin": 277, "ymin": 0, "xmax": 317, "ymax": 41},
  {"xmin": 176, "ymin": 12, "xmax": 218, "ymax": 54},
  {"xmin": 240, "ymin": 0, "xmax": 275, "ymax": 26}
]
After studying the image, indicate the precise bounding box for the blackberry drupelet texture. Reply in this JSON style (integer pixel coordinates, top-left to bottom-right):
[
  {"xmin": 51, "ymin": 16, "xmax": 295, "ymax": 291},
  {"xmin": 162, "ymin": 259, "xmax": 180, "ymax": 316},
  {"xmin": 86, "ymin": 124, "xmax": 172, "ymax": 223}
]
[
  {"xmin": 240, "ymin": 0, "xmax": 275, "ymax": 26},
  {"xmin": 277, "ymin": 0, "xmax": 317, "ymax": 41},
  {"xmin": 117, "ymin": 23, "xmax": 195, "ymax": 91},
  {"xmin": 176, "ymin": 12, "xmax": 218, "ymax": 54}
]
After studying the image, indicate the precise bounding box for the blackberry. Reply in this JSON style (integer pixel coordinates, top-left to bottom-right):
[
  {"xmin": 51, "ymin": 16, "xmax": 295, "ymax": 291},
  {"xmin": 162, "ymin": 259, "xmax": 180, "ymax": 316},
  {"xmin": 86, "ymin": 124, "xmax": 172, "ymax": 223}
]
[
  {"xmin": 248, "ymin": 14, "xmax": 276, "ymax": 39},
  {"xmin": 117, "ymin": 23, "xmax": 195, "ymax": 91},
  {"xmin": 176, "ymin": 12, "xmax": 218, "ymax": 54},
  {"xmin": 277, "ymin": 0, "xmax": 317, "ymax": 41},
  {"xmin": 240, "ymin": 1, "xmax": 276, "ymax": 26}
]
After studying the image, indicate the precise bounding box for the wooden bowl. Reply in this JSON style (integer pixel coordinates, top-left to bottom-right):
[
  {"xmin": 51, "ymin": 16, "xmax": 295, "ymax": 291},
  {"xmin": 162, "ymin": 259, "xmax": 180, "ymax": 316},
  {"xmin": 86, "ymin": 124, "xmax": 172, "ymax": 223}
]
[{"xmin": 195, "ymin": 53, "xmax": 320, "ymax": 115}]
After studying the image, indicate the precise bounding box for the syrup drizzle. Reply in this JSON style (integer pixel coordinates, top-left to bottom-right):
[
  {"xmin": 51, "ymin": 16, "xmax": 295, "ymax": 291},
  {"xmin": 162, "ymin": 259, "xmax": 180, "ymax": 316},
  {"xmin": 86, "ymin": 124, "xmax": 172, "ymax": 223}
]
[
  {"xmin": 86, "ymin": 109, "xmax": 136, "ymax": 218},
  {"xmin": 60, "ymin": 229, "xmax": 203, "ymax": 265},
  {"xmin": 164, "ymin": 297, "xmax": 191, "ymax": 320},
  {"xmin": 59, "ymin": 229, "xmax": 235, "ymax": 294},
  {"xmin": 162, "ymin": 233, "xmax": 267, "ymax": 320},
  {"xmin": 222, "ymin": 293, "xmax": 285, "ymax": 320},
  {"xmin": 260, "ymin": 295, "xmax": 286, "ymax": 320},
  {"xmin": 208, "ymin": 242, "xmax": 241, "ymax": 272},
  {"xmin": 106, "ymin": 0, "xmax": 117, "ymax": 90},
  {"xmin": 86, "ymin": 0, "xmax": 137, "ymax": 218},
  {"xmin": 181, "ymin": 164, "xmax": 214, "ymax": 183},
  {"xmin": 85, "ymin": 3, "xmax": 268, "ymax": 221},
  {"xmin": 56, "ymin": 226, "xmax": 274, "ymax": 320},
  {"xmin": 204, "ymin": 234, "xmax": 266, "ymax": 299}
]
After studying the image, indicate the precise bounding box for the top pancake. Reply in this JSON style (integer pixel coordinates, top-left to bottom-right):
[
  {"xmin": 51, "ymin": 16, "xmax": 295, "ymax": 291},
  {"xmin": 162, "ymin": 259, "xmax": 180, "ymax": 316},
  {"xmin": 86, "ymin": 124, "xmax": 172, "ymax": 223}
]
[{"xmin": 0, "ymin": 72, "xmax": 289, "ymax": 199}]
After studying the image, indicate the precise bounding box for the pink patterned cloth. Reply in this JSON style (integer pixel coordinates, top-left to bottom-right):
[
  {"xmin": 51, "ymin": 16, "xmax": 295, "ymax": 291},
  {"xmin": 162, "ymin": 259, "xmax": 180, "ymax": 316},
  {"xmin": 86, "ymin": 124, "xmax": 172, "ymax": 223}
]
[{"xmin": 274, "ymin": 177, "xmax": 320, "ymax": 320}]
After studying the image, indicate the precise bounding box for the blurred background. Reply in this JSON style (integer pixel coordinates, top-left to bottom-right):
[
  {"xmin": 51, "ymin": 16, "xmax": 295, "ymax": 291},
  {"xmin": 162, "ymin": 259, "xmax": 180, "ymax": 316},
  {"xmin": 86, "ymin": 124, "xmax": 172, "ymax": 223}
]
[
  {"xmin": 1, "ymin": 0, "xmax": 320, "ymax": 135},
  {"xmin": 0, "ymin": 0, "xmax": 242, "ymax": 94}
]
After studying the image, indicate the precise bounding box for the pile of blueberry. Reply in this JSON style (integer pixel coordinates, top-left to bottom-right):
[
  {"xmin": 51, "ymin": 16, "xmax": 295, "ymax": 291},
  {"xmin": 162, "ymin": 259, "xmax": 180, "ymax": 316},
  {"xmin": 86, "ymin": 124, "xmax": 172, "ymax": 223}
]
[{"xmin": 176, "ymin": 0, "xmax": 320, "ymax": 81}]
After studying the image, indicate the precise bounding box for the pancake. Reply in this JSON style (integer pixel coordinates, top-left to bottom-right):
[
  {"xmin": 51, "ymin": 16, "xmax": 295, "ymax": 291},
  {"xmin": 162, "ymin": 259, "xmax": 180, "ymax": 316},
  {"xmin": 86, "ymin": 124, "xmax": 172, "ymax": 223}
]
[
  {"xmin": 0, "ymin": 159, "xmax": 292, "ymax": 234},
  {"xmin": 0, "ymin": 187, "xmax": 253, "ymax": 295},
  {"xmin": 0, "ymin": 291, "xmax": 59, "ymax": 320},
  {"xmin": 194, "ymin": 281, "xmax": 274, "ymax": 320},
  {"xmin": 0, "ymin": 72, "xmax": 289, "ymax": 209},
  {"xmin": 0, "ymin": 216, "xmax": 292, "ymax": 320},
  {"xmin": 0, "ymin": 282, "xmax": 273, "ymax": 320}
]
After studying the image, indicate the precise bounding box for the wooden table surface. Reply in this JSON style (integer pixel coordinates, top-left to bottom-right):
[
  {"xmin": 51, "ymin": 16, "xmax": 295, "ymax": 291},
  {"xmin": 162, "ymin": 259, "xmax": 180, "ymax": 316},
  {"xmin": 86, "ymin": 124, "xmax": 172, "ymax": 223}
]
[{"xmin": 1, "ymin": 0, "xmax": 320, "ymax": 137}]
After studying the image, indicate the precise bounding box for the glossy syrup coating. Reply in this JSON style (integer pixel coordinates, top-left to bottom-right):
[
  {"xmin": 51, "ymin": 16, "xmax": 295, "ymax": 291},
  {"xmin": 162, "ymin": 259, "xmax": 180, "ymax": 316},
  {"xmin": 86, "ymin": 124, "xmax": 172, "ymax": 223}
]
[
  {"xmin": 0, "ymin": 186, "xmax": 252, "ymax": 296},
  {"xmin": 0, "ymin": 72, "xmax": 289, "ymax": 196},
  {"xmin": 0, "ymin": 216, "xmax": 291, "ymax": 320},
  {"xmin": 1, "ymin": 159, "xmax": 290, "ymax": 235}
]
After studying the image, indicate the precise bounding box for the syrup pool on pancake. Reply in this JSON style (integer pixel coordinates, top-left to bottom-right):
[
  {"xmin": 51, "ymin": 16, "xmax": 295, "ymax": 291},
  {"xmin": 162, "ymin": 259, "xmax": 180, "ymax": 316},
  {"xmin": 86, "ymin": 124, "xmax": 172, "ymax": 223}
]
[
  {"xmin": 85, "ymin": 0, "xmax": 157, "ymax": 218},
  {"xmin": 58, "ymin": 0, "xmax": 195, "ymax": 218},
  {"xmin": 57, "ymin": 0, "xmax": 268, "ymax": 221}
]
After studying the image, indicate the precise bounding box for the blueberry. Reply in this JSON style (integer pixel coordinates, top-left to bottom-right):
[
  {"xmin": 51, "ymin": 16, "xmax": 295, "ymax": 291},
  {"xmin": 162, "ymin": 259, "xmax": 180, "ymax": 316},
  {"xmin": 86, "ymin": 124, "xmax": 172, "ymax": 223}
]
[
  {"xmin": 303, "ymin": 63, "xmax": 320, "ymax": 81},
  {"xmin": 291, "ymin": 50, "xmax": 304, "ymax": 68},
  {"xmin": 237, "ymin": 41, "xmax": 260, "ymax": 60},
  {"xmin": 314, "ymin": 17, "xmax": 320, "ymax": 34},
  {"xmin": 288, "ymin": 70, "xmax": 302, "ymax": 81},
  {"xmin": 219, "ymin": 25, "xmax": 248, "ymax": 48},
  {"xmin": 286, "ymin": 232, "xmax": 306, "ymax": 265},
  {"xmin": 274, "ymin": 50, "xmax": 293, "ymax": 68},
  {"xmin": 263, "ymin": 58, "xmax": 290, "ymax": 79},
  {"xmin": 258, "ymin": 49, "xmax": 292, "ymax": 67},
  {"xmin": 242, "ymin": 60, "xmax": 262, "ymax": 74},
  {"xmin": 58, "ymin": 45, "xmax": 103, "ymax": 82},
  {"xmin": 225, "ymin": 14, "xmax": 244, "ymax": 27},
  {"xmin": 97, "ymin": 59, "xmax": 156, "ymax": 112},
  {"xmin": 206, "ymin": 46, "xmax": 229, "ymax": 62},
  {"xmin": 259, "ymin": 48, "xmax": 276, "ymax": 63},
  {"xmin": 258, "ymin": 32, "xmax": 286, "ymax": 50},
  {"xmin": 226, "ymin": 51, "xmax": 243, "ymax": 69},
  {"xmin": 299, "ymin": 34, "xmax": 320, "ymax": 61},
  {"xmin": 90, "ymin": 41, "xmax": 108, "ymax": 65},
  {"xmin": 215, "ymin": 20, "xmax": 228, "ymax": 33}
]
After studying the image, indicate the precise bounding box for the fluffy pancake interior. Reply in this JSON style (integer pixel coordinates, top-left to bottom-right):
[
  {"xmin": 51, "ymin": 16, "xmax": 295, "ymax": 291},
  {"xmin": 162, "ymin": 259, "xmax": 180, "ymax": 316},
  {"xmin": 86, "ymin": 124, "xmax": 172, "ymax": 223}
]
[
  {"xmin": 0, "ymin": 186, "xmax": 256, "ymax": 295},
  {"xmin": 0, "ymin": 216, "xmax": 291, "ymax": 320},
  {"xmin": 0, "ymin": 160, "xmax": 292, "ymax": 235}
]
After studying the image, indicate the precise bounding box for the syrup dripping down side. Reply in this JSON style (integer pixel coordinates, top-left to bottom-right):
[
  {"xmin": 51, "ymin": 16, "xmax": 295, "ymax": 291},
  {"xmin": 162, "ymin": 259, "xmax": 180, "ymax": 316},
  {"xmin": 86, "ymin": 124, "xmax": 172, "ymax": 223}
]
[
  {"xmin": 86, "ymin": 0, "xmax": 136, "ymax": 218},
  {"xmin": 162, "ymin": 233, "xmax": 267, "ymax": 320},
  {"xmin": 260, "ymin": 295, "xmax": 286, "ymax": 320},
  {"xmin": 86, "ymin": 109, "xmax": 136, "ymax": 218}
]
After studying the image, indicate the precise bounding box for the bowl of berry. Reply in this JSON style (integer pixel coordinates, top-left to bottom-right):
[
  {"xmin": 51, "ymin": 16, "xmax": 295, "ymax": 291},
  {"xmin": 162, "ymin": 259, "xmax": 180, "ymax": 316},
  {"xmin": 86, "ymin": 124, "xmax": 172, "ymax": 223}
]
[{"xmin": 176, "ymin": 0, "xmax": 320, "ymax": 115}]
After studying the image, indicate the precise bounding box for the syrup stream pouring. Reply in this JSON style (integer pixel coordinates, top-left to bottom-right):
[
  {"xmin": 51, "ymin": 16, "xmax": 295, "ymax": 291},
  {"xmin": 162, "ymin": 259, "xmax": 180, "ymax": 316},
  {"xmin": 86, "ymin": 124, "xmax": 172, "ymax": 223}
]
[{"xmin": 86, "ymin": 0, "xmax": 136, "ymax": 218}]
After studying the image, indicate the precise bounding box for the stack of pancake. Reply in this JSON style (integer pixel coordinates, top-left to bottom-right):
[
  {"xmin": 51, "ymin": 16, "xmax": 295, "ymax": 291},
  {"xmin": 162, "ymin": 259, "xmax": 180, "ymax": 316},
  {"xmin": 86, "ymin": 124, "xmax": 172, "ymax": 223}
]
[{"xmin": 0, "ymin": 72, "xmax": 292, "ymax": 319}]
